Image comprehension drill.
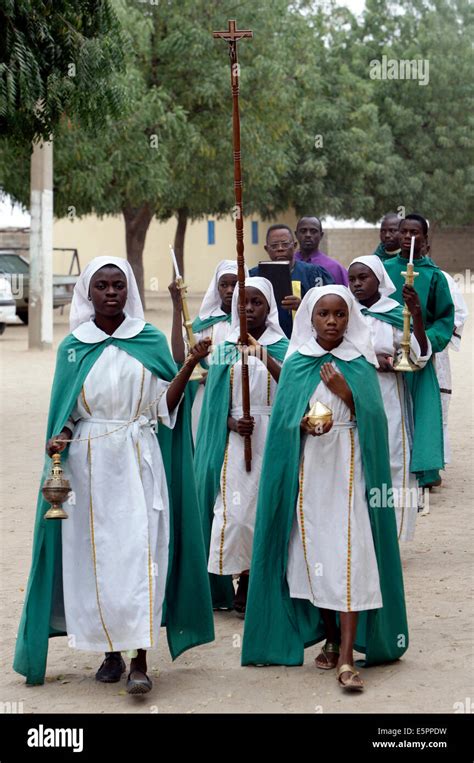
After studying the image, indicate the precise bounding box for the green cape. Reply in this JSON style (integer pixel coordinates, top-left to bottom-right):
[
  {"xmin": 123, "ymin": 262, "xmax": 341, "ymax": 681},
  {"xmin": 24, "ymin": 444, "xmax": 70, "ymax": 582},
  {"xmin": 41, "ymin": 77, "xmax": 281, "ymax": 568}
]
[
  {"xmin": 241, "ymin": 351, "xmax": 408, "ymax": 667},
  {"xmin": 194, "ymin": 337, "xmax": 289, "ymax": 609},
  {"xmin": 372, "ymin": 242, "xmax": 400, "ymax": 262},
  {"xmin": 191, "ymin": 313, "xmax": 230, "ymax": 334},
  {"xmin": 14, "ymin": 324, "xmax": 214, "ymax": 685},
  {"xmin": 361, "ymin": 306, "xmax": 444, "ymax": 475},
  {"xmin": 384, "ymin": 255, "xmax": 454, "ymax": 354}
]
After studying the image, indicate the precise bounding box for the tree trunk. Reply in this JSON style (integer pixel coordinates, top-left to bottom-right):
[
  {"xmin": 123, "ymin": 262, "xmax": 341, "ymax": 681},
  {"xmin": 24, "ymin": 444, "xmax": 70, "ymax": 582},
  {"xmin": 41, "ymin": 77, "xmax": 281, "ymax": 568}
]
[
  {"xmin": 173, "ymin": 207, "xmax": 188, "ymax": 279},
  {"xmin": 122, "ymin": 203, "xmax": 154, "ymax": 307}
]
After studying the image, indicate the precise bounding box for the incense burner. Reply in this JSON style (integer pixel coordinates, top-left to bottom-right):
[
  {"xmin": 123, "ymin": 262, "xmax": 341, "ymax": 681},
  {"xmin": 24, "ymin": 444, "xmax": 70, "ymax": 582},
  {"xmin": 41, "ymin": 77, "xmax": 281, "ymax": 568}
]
[
  {"xmin": 42, "ymin": 453, "xmax": 71, "ymax": 520},
  {"xmin": 307, "ymin": 400, "xmax": 333, "ymax": 428}
]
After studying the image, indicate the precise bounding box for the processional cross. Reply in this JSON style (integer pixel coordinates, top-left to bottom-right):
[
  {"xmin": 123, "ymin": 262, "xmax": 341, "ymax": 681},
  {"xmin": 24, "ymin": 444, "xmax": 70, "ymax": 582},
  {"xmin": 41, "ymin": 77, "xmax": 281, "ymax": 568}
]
[{"xmin": 213, "ymin": 20, "xmax": 254, "ymax": 471}]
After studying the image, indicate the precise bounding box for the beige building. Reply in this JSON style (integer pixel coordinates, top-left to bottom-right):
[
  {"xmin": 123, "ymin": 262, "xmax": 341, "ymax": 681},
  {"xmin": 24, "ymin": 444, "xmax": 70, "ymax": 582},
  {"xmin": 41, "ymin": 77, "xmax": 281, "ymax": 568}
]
[
  {"xmin": 2, "ymin": 215, "xmax": 472, "ymax": 298},
  {"xmin": 52, "ymin": 213, "xmax": 300, "ymax": 293}
]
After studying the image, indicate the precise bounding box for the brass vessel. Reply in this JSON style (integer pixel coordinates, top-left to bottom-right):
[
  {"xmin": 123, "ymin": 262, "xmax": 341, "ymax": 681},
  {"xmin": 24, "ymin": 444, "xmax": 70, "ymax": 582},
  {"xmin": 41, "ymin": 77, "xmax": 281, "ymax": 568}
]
[
  {"xmin": 176, "ymin": 276, "xmax": 207, "ymax": 382},
  {"xmin": 42, "ymin": 453, "xmax": 71, "ymax": 520},
  {"xmin": 307, "ymin": 400, "xmax": 333, "ymax": 428}
]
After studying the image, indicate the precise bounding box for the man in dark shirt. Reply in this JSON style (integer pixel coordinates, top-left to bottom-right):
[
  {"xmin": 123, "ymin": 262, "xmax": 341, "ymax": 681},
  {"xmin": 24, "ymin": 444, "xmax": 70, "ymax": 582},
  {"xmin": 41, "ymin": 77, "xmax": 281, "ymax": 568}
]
[
  {"xmin": 373, "ymin": 212, "xmax": 402, "ymax": 261},
  {"xmin": 250, "ymin": 223, "xmax": 333, "ymax": 338}
]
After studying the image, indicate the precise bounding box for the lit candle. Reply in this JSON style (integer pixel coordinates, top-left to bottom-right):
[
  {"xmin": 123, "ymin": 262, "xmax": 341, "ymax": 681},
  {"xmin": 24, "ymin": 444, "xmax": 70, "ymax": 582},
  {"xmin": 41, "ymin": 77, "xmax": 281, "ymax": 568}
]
[
  {"xmin": 169, "ymin": 244, "xmax": 181, "ymax": 280},
  {"xmin": 408, "ymin": 236, "xmax": 415, "ymax": 266}
]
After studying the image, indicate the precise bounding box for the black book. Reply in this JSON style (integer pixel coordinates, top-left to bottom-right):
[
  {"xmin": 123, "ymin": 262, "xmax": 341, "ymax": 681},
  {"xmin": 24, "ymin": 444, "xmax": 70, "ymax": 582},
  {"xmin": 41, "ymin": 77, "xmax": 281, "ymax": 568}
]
[{"xmin": 257, "ymin": 261, "xmax": 292, "ymax": 306}]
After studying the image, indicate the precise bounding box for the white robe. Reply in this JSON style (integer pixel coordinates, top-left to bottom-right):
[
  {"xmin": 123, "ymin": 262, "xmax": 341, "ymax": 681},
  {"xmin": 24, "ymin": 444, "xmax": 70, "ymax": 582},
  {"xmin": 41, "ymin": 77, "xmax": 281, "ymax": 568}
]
[
  {"xmin": 60, "ymin": 317, "xmax": 177, "ymax": 652},
  {"xmin": 363, "ymin": 315, "xmax": 431, "ymax": 542},
  {"xmin": 286, "ymin": 368, "xmax": 382, "ymax": 612},
  {"xmin": 208, "ymin": 353, "xmax": 279, "ymax": 576},
  {"xmin": 188, "ymin": 316, "xmax": 232, "ymax": 443},
  {"xmin": 434, "ymin": 272, "xmax": 468, "ymax": 464}
]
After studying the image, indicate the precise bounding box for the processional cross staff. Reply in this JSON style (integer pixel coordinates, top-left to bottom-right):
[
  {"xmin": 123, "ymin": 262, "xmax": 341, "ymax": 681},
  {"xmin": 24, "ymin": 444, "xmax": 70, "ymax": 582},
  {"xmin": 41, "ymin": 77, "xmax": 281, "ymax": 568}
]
[{"xmin": 213, "ymin": 19, "xmax": 254, "ymax": 471}]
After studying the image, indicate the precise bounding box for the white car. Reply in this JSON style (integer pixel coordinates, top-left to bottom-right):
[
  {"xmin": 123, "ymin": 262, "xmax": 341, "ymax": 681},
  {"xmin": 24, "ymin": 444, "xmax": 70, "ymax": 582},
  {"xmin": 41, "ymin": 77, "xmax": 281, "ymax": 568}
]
[{"xmin": 0, "ymin": 276, "xmax": 17, "ymax": 335}]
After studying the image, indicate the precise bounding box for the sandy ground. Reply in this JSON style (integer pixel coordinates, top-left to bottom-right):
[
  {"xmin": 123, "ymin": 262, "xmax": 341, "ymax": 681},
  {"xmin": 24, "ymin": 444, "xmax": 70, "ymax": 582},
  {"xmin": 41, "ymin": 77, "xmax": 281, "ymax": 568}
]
[{"xmin": 0, "ymin": 291, "xmax": 472, "ymax": 715}]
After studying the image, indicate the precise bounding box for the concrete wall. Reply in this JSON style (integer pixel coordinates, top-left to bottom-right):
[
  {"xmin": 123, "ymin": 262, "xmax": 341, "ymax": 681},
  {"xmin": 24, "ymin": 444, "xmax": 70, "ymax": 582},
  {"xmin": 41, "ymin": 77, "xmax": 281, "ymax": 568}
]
[
  {"xmin": 1, "ymin": 218, "xmax": 471, "ymax": 295},
  {"xmin": 327, "ymin": 227, "xmax": 473, "ymax": 273},
  {"xmin": 51, "ymin": 213, "xmax": 299, "ymax": 290}
]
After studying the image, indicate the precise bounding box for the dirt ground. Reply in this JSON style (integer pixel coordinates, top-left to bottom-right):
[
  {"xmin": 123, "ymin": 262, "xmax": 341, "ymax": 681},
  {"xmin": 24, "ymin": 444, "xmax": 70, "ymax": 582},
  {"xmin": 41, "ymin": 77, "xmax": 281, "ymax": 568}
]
[{"xmin": 0, "ymin": 291, "xmax": 472, "ymax": 714}]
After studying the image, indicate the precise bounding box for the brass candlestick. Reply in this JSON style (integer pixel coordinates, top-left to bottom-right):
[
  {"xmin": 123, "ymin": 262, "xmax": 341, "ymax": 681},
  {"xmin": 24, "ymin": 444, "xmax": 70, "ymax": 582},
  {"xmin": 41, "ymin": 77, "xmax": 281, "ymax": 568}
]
[
  {"xmin": 394, "ymin": 262, "xmax": 421, "ymax": 373},
  {"xmin": 42, "ymin": 453, "xmax": 71, "ymax": 520},
  {"xmin": 307, "ymin": 400, "xmax": 333, "ymax": 428},
  {"xmin": 176, "ymin": 277, "xmax": 207, "ymax": 383}
]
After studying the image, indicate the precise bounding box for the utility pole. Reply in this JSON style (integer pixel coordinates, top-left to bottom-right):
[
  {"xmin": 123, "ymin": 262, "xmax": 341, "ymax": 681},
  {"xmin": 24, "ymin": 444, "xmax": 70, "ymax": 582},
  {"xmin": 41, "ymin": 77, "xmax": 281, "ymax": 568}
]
[{"xmin": 28, "ymin": 138, "xmax": 53, "ymax": 349}]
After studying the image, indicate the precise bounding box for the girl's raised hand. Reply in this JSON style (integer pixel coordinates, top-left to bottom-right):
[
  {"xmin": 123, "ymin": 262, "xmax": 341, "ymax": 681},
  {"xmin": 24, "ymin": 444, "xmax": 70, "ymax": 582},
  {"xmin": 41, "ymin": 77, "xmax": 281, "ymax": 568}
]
[
  {"xmin": 187, "ymin": 338, "xmax": 212, "ymax": 365},
  {"xmin": 168, "ymin": 279, "xmax": 183, "ymax": 310}
]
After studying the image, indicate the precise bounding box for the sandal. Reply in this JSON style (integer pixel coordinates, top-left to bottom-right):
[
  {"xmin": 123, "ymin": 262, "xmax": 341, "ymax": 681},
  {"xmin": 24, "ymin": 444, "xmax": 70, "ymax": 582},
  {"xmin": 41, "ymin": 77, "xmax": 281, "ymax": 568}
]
[
  {"xmin": 126, "ymin": 668, "xmax": 153, "ymax": 695},
  {"xmin": 336, "ymin": 663, "xmax": 364, "ymax": 692},
  {"xmin": 315, "ymin": 641, "xmax": 340, "ymax": 670}
]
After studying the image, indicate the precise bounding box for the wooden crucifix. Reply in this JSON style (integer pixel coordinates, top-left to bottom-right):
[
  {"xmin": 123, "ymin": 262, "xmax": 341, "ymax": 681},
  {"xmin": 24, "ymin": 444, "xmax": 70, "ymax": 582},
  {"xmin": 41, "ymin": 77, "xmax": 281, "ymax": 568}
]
[{"xmin": 213, "ymin": 19, "xmax": 253, "ymax": 472}]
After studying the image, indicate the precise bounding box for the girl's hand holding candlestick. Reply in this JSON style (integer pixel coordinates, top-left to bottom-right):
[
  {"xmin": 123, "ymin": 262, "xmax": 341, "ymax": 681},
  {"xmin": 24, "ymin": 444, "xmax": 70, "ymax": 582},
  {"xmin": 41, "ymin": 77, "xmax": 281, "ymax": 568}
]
[
  {"xmin": 186, "ymin": 338, "xmax": 212, "ymax": 365},
  {"xmin": 168, "ymin": 279, "xmax": 183, "ymax": 311},
  {"xmin": 376, "ymin": 353, "xmax": 395, "ymax": 373},
  {"xmin": 402, "ymin": 284, "xmax": 422, "ymax": 317}
]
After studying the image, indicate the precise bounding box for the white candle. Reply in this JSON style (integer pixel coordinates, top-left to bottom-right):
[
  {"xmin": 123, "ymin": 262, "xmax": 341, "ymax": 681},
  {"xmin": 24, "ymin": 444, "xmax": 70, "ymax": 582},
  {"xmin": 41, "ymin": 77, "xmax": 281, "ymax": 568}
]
[
  {"xmin": 169, "ymin": 244, "xmax": 181, "ymax": 280},
  {"xmin": 409, "ymin": 236, "xmax": 415, "ymax": 265}
]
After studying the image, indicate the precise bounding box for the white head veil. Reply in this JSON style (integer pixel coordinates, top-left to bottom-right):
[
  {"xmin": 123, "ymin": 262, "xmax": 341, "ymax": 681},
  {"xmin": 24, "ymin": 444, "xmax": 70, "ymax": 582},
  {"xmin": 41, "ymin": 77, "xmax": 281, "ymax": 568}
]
[
  {"xmin": 69, "ymin": 256, "xmax": 144, "ymax": 331},
  {"xmin": 226, "ymin": 276, "xmax": 286, "ymax": 346},
  {"xmin": 286, "ymin": 284, "xmax": 377, "ymax": 365},
  {"xmin": 198, "ymin": 260, "xmax": 249, "ymax": 320},
  {"xmin": 349, "ymin": 255, "xmax": 400, "ymax": 313}
]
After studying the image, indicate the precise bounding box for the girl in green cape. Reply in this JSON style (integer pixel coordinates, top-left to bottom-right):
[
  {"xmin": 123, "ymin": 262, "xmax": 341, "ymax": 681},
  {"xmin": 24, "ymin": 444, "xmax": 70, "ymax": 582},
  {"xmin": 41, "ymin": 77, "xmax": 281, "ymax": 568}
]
[
  {"xmin": 168, "ymin": 260, "xmax": 248, "ymax": 443},
  {"xmin": 348, "ymin": 255, "xmax": 432, "ymax": 541},
  {"xmin": 195, "ymin": 277, "xmax": 288, "ymax": 616},
  {"xmin": 242, "ymin": 285, "xmax": 408, "ymax": 692},
  {"xmin": 14, "ymin": 257, "xmax": 214, "ymax": 692}
]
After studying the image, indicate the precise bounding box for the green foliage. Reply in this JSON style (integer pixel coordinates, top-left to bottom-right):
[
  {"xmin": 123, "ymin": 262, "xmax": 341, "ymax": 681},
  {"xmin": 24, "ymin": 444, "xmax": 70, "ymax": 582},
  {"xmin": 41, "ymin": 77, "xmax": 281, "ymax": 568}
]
[
  {"xmin": 0, "ymin": 0, "xmax": 472, "ymax": 233},
  {"xmin": 352, "ymin": 0, "xmax": 474, "ymax": 224},
  {"xmin": 0, "ymin": 0, "xmax": 126, "ymax": 141}
]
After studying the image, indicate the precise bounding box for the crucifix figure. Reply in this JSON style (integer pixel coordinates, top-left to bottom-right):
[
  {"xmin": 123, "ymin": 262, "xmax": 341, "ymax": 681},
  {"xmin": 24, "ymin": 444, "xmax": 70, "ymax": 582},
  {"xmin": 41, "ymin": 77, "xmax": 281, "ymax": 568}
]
[{"xmin": 213, "ymin": 19, "xmax": 253, "ymax": 471}]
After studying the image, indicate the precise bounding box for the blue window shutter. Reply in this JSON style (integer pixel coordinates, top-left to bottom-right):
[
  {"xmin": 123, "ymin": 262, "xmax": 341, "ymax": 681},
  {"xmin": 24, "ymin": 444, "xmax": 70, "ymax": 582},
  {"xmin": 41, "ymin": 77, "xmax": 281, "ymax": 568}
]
[
  {"xmin": 207, "ymin": 220, "xmax": 215, "ymax": 245},
  {"xmin": 251, "ymin": 220, "xmax": 259, "ymax": 244}
]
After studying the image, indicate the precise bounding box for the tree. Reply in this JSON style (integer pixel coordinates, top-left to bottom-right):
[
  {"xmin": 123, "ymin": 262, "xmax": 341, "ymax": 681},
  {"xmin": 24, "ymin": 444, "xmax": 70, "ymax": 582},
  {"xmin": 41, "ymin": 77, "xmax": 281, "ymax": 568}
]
[
  {"xmin": 262, "ymin": 3, "xmax": 402, "ymax": 221},
  {"xmin": 350, "ymin": 0, "xmax": 474, "ymax": 225},
  {"xmin": 2, "ymin": 0, "xmax": 303, "ymax": 297},
  {"xmin": 3, "ymin": 0, "xmax": 470, "ymax": 300},
  {"xmin": 0, "ymin": 0, "xmax": 125, "ymax": 141}
]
